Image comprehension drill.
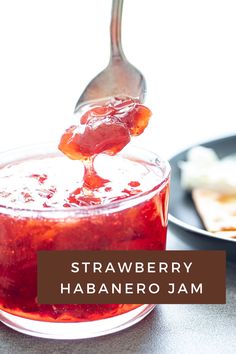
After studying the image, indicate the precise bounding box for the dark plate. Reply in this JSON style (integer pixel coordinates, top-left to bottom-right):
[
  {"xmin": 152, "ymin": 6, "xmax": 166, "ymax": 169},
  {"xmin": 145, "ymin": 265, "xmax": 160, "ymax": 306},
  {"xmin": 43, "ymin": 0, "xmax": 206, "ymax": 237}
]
[{"xmin": 169, "ymin": 135, "xmax": 236, "ymax": 259}]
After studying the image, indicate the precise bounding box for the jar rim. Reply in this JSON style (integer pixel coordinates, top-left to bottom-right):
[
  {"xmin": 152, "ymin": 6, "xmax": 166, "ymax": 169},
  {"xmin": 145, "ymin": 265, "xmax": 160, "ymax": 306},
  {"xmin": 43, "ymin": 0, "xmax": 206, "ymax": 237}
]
[{"xmin": 0, "ymin": 143, "xmax": 170, "ymax": 218}]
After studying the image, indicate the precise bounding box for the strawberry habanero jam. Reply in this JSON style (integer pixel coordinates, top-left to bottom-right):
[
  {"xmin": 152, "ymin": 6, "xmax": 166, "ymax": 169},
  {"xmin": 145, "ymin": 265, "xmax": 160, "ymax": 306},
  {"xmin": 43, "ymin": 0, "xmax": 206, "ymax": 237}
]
[
  {"xmin": 0, "ymin": 97, "xmax": 170, "ymax": 323},
  {"xmin": 59, "ymin": 96, "xmax": 152, "ymax": 160}
]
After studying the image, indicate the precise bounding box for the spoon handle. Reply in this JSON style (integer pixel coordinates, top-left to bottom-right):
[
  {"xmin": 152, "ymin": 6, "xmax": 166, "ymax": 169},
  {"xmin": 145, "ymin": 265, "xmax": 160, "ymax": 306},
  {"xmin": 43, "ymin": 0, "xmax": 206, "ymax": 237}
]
[{"xmin": 110, "ymin": 0, "xmax": 125, "ymax": 59}]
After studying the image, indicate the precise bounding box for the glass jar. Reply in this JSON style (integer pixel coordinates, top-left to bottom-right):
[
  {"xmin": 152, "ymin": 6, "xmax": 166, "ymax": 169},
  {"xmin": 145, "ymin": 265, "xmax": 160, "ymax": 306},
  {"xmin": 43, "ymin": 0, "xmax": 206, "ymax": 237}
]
[{"xmin": 0, "ymin": 144, "xmax": 170, "ymax": 339}]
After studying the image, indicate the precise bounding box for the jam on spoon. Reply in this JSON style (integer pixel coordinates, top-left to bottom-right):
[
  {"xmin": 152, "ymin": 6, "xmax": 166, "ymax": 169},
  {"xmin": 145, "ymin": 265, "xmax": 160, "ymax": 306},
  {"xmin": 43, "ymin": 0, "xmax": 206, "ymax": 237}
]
[
  {"xmin": 59, "ymin": 96, "xmax": 152, "ymax": 160},
  {"xmin": 59, "ymin": 96, "xmax": 152, "ymax": 200}
]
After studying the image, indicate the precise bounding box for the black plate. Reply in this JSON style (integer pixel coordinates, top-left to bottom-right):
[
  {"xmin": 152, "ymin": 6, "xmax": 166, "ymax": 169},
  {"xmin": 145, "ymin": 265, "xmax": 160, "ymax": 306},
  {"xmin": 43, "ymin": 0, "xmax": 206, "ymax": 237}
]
[{"xmin": 169, "ymin": 135, "xmax": 236, "ymax": 259}]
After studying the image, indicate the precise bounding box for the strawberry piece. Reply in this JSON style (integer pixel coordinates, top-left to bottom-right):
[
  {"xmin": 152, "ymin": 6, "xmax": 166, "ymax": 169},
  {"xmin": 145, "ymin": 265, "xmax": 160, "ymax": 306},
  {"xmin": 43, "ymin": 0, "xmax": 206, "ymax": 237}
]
[
  {"xmin": 30, "ymin": 174, "xmax": 48, "ymax": 184},
  {"xmin": 128, "ymin": 181, "xmax": 140, "ymax": 188},
  {"xmin": 80, "ymin": 117, "xmax": 130, "ymax": 156},
  {"xmin": 124, "ymin": 105, "xmax": 152, "ymax": 136},
  {"xmin": 59, "ymin": 97, "xmax": 151, "ymax": 160},
  {"xmin": 58, "ymin": 125, "xmax": 87, "ymax": 160},
  {"xmin": 80, "ymin": 106, "xmax": 116, "ymax": 125}
]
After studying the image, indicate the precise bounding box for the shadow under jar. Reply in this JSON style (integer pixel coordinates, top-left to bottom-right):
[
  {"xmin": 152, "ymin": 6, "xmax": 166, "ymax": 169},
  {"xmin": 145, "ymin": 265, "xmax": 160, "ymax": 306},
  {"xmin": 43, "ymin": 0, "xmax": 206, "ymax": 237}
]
[{"xmin": 0, "ymin": 144, "xmax": 170, "ymax": 339}]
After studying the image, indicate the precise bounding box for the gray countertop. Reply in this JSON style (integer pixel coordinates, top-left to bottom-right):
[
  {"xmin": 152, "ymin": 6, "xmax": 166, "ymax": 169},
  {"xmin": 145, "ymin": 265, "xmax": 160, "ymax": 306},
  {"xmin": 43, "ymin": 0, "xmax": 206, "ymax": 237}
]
[{"xmin": 1, "ymin": 230, "xmax": 236, "ymax": 354}]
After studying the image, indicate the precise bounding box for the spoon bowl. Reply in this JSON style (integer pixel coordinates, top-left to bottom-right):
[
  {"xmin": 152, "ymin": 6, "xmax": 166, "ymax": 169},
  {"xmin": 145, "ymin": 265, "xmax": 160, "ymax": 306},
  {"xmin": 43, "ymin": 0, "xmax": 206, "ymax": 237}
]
[{"xmin": 75, "ymin": 0, "xmax": 146, "ymax": 113}]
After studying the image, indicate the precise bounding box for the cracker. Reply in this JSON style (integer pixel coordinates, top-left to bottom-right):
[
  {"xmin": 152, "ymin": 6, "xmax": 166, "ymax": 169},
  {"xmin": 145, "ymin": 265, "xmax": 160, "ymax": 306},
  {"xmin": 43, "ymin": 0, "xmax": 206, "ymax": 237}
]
[{"xmin": 192, "ymin": 188, "xmax": 236, "ymax": 238}]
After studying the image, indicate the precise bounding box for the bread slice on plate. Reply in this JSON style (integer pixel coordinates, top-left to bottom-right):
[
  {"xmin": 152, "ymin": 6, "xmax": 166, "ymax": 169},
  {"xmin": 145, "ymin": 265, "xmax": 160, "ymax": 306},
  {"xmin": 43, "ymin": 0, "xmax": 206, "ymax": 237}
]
[{"xmin": 192, "ymin": 188, "xmax": 236, "ymax": 238}]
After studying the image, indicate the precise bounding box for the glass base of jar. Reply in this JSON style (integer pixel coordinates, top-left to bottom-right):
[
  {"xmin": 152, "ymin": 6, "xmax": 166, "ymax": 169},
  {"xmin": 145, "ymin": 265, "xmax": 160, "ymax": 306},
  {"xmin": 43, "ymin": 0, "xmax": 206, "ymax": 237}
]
[{"xmin": 0, "ymin": 304, "xmax": 155, "ymax": 339}]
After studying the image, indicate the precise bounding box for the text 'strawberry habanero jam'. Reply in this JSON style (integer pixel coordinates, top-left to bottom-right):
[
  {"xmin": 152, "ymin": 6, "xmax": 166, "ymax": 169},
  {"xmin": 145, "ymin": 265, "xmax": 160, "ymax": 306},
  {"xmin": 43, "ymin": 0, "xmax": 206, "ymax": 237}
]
[{"xmin": 0, "ymin": 97, "xmax": 170, "ymax": 339}]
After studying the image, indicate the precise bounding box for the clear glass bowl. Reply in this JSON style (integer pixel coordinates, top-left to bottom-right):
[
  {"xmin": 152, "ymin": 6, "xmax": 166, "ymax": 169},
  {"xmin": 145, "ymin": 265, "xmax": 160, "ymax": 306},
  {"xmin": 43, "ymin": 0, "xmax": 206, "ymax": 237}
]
[{"xmin": 0, "ymin": 144, "xmax": 170, "ymax": 339}]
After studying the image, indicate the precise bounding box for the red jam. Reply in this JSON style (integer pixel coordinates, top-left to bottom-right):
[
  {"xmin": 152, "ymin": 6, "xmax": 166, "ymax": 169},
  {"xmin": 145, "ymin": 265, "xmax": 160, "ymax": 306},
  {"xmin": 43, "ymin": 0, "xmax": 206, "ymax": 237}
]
[
  {"xmin": 58, "ymin": 96, "xmax": 151, "ymax": 160},
  {"xmin": 0, "ymin": 97, "xmax": 170, "ymax": 322}
]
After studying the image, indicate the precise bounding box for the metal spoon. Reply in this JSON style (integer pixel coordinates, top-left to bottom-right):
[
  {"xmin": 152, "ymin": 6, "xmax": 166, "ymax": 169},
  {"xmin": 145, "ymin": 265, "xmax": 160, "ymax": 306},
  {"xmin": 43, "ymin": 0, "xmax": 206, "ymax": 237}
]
[{"xmin": 74, "ymin": 0, "xmax": 146, "ymax": 113}]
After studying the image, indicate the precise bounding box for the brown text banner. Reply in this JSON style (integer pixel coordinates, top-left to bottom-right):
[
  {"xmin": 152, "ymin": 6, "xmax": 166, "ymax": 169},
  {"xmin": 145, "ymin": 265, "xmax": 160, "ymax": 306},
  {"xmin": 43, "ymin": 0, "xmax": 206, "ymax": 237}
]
[{"xmin": 37, "ymin": 251, "xmax": 226, "ymax": 304}]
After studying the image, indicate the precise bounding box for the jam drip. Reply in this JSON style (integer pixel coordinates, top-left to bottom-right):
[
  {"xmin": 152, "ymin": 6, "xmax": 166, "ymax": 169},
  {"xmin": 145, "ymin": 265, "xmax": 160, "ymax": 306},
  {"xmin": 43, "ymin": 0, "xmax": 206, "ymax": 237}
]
[
  {"xmin": 65, "ymin": 157, "xmax": 110, "ymax": 207},
  {"xmin": 83, "ymin": 157, "xmax": 110, "ymax": 190}
]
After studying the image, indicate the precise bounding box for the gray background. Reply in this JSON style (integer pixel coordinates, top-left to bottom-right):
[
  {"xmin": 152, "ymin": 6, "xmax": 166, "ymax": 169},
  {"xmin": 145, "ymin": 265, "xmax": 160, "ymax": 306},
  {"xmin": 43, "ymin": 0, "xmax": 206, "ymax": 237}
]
[{"xmin": 1, "ymin": 230, "xmax": 235, "ymax": 354}]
